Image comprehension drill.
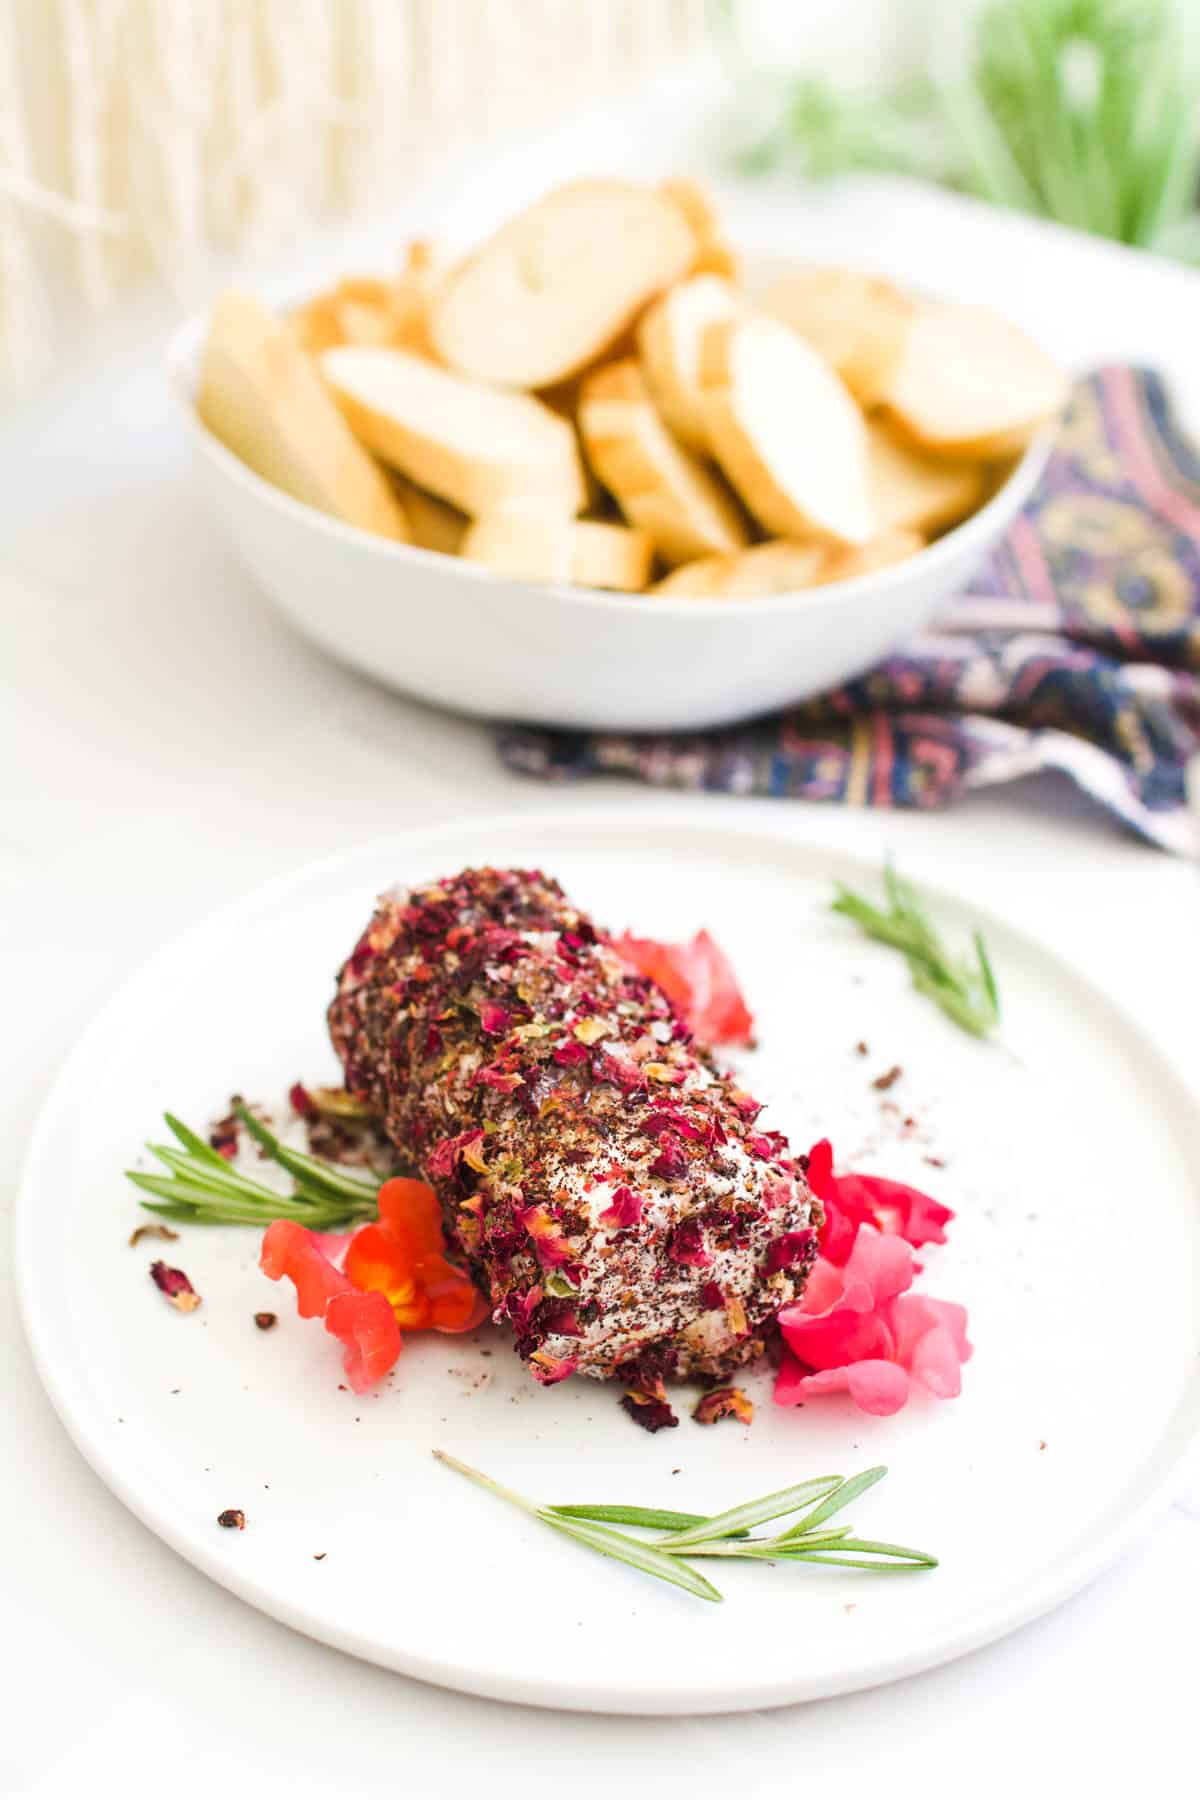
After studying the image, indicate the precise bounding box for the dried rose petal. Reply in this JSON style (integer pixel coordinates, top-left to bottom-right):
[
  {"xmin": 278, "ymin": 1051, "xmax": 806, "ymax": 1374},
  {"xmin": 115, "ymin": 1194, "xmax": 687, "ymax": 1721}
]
[
  {"xmin": 765, "ymin": 1228, "xmax": 816, "ymax": 1274},
  {"xmin": 693, "ymin": 1386, "xmax": 754, "ymax": 1426},
  {"xmin": 515, "ymin": 1203, "xmax": 577, "ymax": 1273},
  {"xmin": 598, "ymin": 1185, "xmax": 643, "ymax": 1230},
  {"xmin": 528, "ymin": 1349, "xmax": 578, "ymax": 1385},
  {"xmin": 650, "ymin": 1131, "xmax": 689, "ymax": 1181},
  {"xmin": 667, "ymin": 1216, "xmax": 712, "ymax": 1268},
  {"xmin": 150, "ymin": 1260, "xmax": 201, "ymax": 1312},
  {"xmin": 620, "ymin": 1390, "xmax": 679, "ymax": 1432}
]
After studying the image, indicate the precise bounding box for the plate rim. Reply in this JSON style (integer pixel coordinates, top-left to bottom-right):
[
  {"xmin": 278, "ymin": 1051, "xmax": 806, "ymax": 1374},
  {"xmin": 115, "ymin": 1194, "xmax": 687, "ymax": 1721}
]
[{"xmin": 16, "ymin": 803, "xmax": 1200, "ymax": 1713}]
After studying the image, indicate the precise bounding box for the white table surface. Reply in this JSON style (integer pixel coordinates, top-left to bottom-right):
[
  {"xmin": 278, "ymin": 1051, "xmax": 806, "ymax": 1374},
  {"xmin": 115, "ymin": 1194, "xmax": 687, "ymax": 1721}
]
[{"xmin": 4, "ymin": 115, "xmax": 1200, "ymax": 1796}]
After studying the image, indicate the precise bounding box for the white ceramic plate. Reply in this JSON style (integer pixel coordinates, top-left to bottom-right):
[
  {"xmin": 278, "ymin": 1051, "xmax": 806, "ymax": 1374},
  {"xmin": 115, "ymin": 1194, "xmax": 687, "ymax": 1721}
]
[{"xmin": 17, "ymin": 809, "xmax": 1200, "ymax": 1713}]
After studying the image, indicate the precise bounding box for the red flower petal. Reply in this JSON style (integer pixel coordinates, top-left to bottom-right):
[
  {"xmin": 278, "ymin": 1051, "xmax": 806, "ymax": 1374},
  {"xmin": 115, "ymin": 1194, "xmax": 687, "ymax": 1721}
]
[
  {"xmin": 835, "ymin": 1172, "xmax": 954, "ymax": 1248},
  {"xmin": 611, "ymin": 929, "xmax": 755, "ymax": 1047},
  {"xmin": 323, "ymin": 1288, "xmax": 402, "ymax": 1393},
  {"xmin": 260, "ymin": 1220, "xmax": 352, "ymax": 1319}
]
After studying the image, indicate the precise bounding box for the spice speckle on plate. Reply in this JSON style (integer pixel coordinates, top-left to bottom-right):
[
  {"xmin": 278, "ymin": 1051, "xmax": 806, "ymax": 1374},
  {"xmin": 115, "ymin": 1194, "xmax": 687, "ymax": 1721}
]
[{"xmin": 217, "ymin": 1508, "xmax": 246, "ymax": 1530}]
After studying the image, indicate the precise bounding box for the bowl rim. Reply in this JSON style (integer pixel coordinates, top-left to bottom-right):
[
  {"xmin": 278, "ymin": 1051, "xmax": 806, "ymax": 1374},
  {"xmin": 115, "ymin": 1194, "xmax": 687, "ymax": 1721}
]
[{"xmin": 166, "ymin": 267, "xmax": 1056, "ymax": 622}]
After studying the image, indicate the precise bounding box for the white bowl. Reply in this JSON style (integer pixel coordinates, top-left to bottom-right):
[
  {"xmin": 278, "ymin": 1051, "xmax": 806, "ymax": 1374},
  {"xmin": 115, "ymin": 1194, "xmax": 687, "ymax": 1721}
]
[{"xmin": 167, "ymin": 277, "xmax": 1051, "ymax": 734}]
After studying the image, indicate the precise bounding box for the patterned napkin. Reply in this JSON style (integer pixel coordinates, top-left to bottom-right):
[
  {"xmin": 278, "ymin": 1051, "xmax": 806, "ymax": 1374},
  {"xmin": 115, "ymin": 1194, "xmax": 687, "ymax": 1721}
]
[{"xmin": 499, "ymin": 369, "xmax": 1200, "ymax": 853}]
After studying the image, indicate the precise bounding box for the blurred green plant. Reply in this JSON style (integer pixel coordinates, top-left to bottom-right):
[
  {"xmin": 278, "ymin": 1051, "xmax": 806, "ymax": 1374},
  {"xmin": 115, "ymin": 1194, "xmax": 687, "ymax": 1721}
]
[{"xmin": 717, "ymin": 0, "xmax": 1200, "ymax": 259}]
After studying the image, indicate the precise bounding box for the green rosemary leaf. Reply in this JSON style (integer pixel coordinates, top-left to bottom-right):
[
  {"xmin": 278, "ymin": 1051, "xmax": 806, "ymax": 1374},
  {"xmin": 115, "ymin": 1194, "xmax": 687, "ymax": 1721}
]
[
  {"xmin": 653, "ymin": 1476, "xmax": 842, "ymax": 1549},
  {"xmin": 778, "ymin": 1466, "xmax": 887, "ymax": 1540},
  {"xmin": 435, "ymin": 1454, "xmax": 936, "ymax": 1602},
  {"xmin": 781, "ymin": 1540, "xmax": 937, "ymax": 1571},
  {"xmin": 833, "ymin": 866, "xmax": 1000, "ymax": 1038},
  {"xmin": 164, "ymin": 1112, "xmax": 238, "ymax": 1170},
  {"xmin": 147, "ymin": 1144, "xmax": 281, "ymax": 1202},
  {"xmin": 234, "ymin": 1102, "xmax": 379, "ymax": 1202},
  {"xmin": 548, "ymin": 1504, "xmax": 749, "ymax": 1538},
  {"xmin": 681, "ymin": 1529, "xmax": 855, "ymax": 1560},
  {"xmin": 539, "ymin": 1514, "xmax": 724, "ymax": 1603},
  {"xmin": 432, "ymin": 1452, "xmax": 722, "ymax": 1602},
  {"xmin": 975, "ymin": 931, "xmax": 1000, "ymax": 1019}
]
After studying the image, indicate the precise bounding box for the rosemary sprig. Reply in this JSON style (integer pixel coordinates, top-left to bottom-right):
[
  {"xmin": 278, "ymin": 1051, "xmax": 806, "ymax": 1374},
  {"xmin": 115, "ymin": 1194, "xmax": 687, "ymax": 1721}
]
[
  {"xmin": 434, "ymin": 1452, "xmax": 936, "ymax": 1602},
  {"xmin": 832, "ymin": 864, "xmax": 1000, "ymax": 1038},
  {"xmin": 125, "ymin": 1106, "xmax": 384, "ymax": 1230}
]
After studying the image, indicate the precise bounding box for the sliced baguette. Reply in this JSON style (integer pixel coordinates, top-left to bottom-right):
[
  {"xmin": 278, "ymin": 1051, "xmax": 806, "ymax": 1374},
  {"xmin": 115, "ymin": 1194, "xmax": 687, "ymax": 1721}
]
[
  {"xmin": 867, "ymin": 418, "xmax": 987, "ymax": 536},
  {"xmin": 578, "ymin": 359, "xmax": 749, "ymax": 566},
  {"xmin": 289, "ymin": 292, "xmax": 346, "ymax": 355},
  {"xmin": 429, "ymin": 179, "xmax": 695, "ymax": 389},
  {"xmin": 390, "ymin": 475, "xmax": 468, "ymax": 556},
  {"xmin": 699, "ymin": 316, "xmax": 874, "ymax": 546},
  {"xmin": 659, "ymin": 178, "xmax": 737, "ymax": 280},
  {"xmin": 653, "ymin": 539, "xmax": 830, "ymax": 598},
  {"xmin": 636, "ymin": 274, "xmax": 743, "ymax": 454},
  {"xmin": 652, "ymin": 529, "xmax": 923, "ymax": 598},
  {"xmin": 198, "ymin": 291, "xmax": 409, "ymax": 540},
  {"xmin": 462, "ymin": 515, "xmax": 653, "ymax": 591},
  {"xmin": 320, "ymin": 346, "xmax": 586, "ymax": 517},
  {"xmin": 820, "ymin": 527, "xmax": 924, "ymax": 583},
  {"xmin": 759, "ymin": 267, "xmax": 915, "ymax": 407},
  {"xmin": 878, "ymin": 302, "xmax": 1067, "ymax": 458}
]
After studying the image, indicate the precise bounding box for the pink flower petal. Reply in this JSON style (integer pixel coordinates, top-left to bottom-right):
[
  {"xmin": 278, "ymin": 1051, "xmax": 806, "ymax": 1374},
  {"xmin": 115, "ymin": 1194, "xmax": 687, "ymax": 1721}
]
[
  {"xmin": 843, "ymin": 1223, "xmax": 917, "ymax": 1305},
  {"xmin": 797, "ymin": 1361, "xmax": 912, "ymax": 1416},
  {"xmin": 777, "ymin": 1300, "xmax": 895, "ymax": 1370},
  {"xmin": 773, "ymin": 1348, "xmax": 809, "ymax": 1407},
  {"xmin": 908, "ymin": 1325, "xmax": 964, "ymax": 1398},
  {"xmin": 891, "ymin": 1293, "xmax": 973, "ymax": 1366}
]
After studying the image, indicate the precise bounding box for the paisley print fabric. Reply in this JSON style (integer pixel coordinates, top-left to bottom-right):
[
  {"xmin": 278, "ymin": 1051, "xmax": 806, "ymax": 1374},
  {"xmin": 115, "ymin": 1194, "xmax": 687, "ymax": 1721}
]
[{"xmin": 499, "ymin": 369, "xmax": 1200, "ymax": 852}]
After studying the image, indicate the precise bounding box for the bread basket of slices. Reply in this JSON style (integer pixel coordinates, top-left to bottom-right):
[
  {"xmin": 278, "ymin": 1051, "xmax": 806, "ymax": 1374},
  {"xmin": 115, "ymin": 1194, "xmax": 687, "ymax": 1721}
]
[{"xmin": 170, "ymin": 176, "xmax": 1062, "ymax": 731}]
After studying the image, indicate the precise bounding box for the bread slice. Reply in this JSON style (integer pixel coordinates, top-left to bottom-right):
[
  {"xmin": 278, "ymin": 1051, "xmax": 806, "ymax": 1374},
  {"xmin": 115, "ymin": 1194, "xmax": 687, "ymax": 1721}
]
[
  {"xmin": 198, "ymin": 291, "xmax": 409, "ymax": 540},
  {"xmin": 867, "ymin": 418, "xmax": 986, "ymax": 536},
  {"xmin": 289, "ymin": 292, "xmax": 346, "ymax": 355},
  {"xmin": 429, "ymin": 180, "xmax": 695, "ymax": 389},
  {"xmin": 653, "ymin": 539, "xmax": 830, "ymax": 598},
  {"xmin": 636, "ymin": 274, "xmax": 743, "ymax": 454},
  {"xmin": 578, "ymin": 359, "xmax": 749, "ymax": 566},
  {"xmin": 390, "ymin": 475, "xmax": 468, "ymax": 556},
  {"xmin": 699, "ymin": 316, "xmax": 874, "ymax": 545},
  {"xmin": 320, "ymin": 346, "xmax": 586, "ymax": 517},
  {"xmin": 878, "ymin": 302, "xmax": 1068, "ymax": 458},
  {"xmin": 461, "ymin": 515, "xmax": 653, "ymax": 590},
  {"xmin": 653, "ymin": 529, "xmax": 923, "ymax": 597},
  {"xmin": 659, "ymin": 178, "xmax": 737, "ymax": 280},
  {"xmin": 759, "ymin": 267, "xmax": 915, "ymax": 407},
  {"xmin": 821, "ymin": 527, "xmax": 924, "ymax": 583}
]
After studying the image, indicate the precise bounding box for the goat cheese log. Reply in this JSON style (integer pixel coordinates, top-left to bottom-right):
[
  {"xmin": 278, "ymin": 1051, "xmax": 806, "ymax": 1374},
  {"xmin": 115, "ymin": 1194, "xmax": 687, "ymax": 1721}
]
[{"xmin": 328, "ymin": 868, "xmax": 820, "ymax": 1392}]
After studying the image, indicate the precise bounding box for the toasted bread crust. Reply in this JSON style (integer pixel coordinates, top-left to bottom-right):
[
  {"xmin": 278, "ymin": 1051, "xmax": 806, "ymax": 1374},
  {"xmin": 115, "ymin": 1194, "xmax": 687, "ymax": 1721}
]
[
  {"xmin": 199, "ymin": 291, "xmax": 409, "ymax": 540},
  {"xmin": 579, "ymin": 358, "xmax": 749, "ymax": 566},
  {"xmin": 429, "ymin": 180, "xmax": 696, "ymax": 389}
]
